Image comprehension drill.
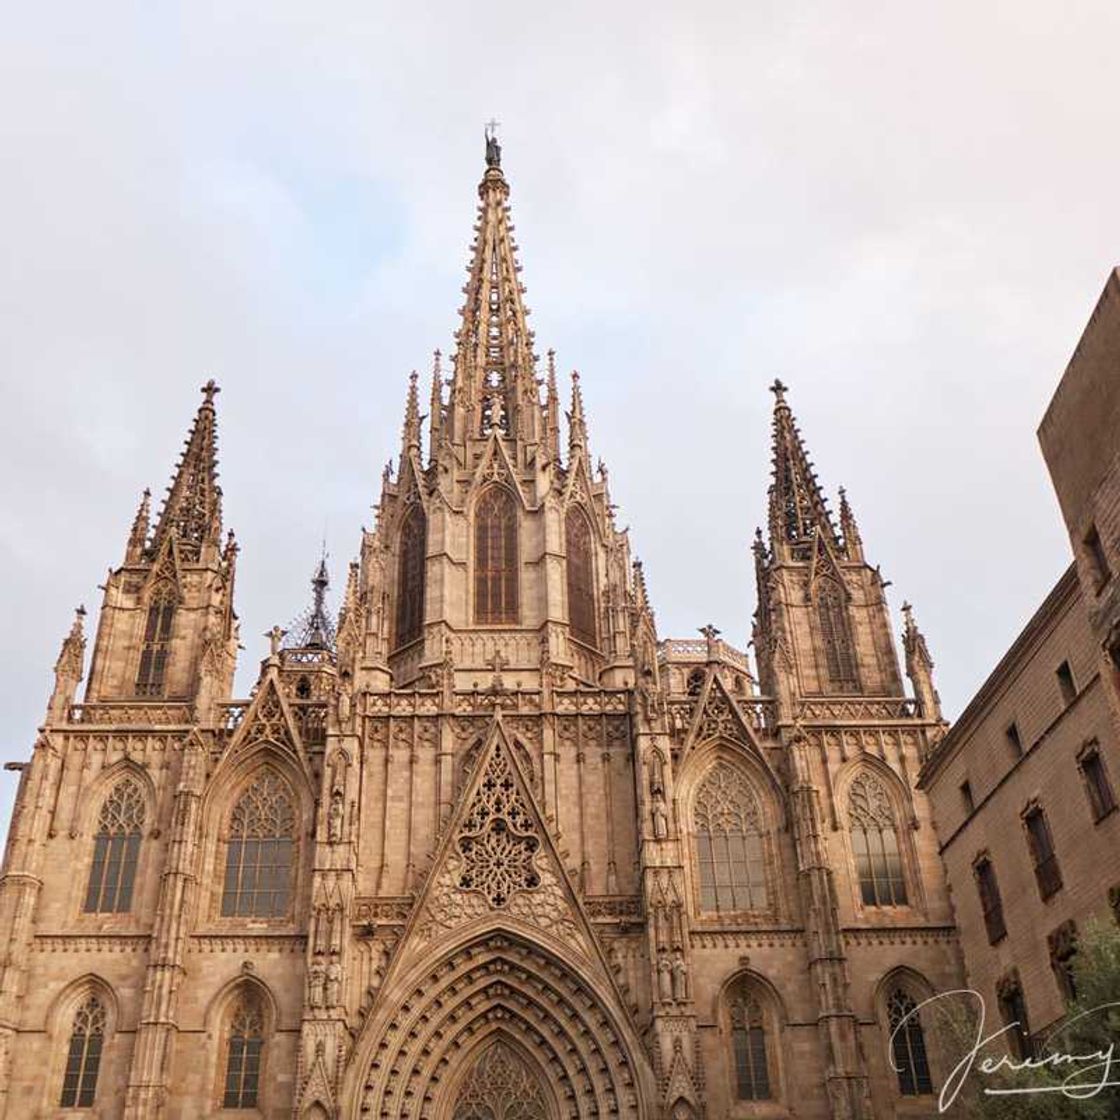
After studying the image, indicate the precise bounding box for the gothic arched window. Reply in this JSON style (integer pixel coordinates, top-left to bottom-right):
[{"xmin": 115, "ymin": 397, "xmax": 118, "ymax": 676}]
[
  {"xmin": 136, "ymin": 583, "xmax": 176, "ymax": 696},
  {"xmin": 223, "ymin": 993, "xmax": 264, "ymax": 1109},
  {"xmin": 849, "ymin": 773, "xmax": 907, "ymax": 907},
  {"xmin": 566, "ymin": 506, "xmax": 597, "ymax": 647},
  {"xmin": 451, "ymin": 1039, "xmax": 549, "ymax": 1120},
  {"xmin": 816, "ymin": 578, "xmax": 858, "ymax": 693},
  {"xmin": 221, "ymin": 773, "xmax": 296, "ymax": 918},
  {"xmin": 60, "ymin": 996, "xmax": 106, "ymax": 1108},
  {"xmin": 474, "ymin": 486, "xmax": 519, "ymax": 624},
  {"xmin": 887, "ymin": 988, "xmax": 933, "ymax": 1096},
  {"xmin": 395, "ymin": 504, "xmax": 427, "ymax": 648},
  {"xmin": 727, "ymin": 983, "xmax": 772, "ymax": 1101},
  {"xmin": 84, "ymin": 778, "xmax": 145, "ymax": 913},
  {"xmin": 694, "ymin": 763, "xmax": 768, "ymax": 913}
]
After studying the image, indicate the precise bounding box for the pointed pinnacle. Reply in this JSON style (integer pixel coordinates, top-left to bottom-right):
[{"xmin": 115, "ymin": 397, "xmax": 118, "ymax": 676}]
[{"xmin": 402, "ymin": 370, "xmax": 421, "ymax": 452}]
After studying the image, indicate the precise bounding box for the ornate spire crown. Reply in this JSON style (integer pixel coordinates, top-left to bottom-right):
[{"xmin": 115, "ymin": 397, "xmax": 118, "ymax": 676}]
[
  {"xmin": 446, "ymin": 128, "xmax": 539, "ymax": 445},
  {"xmin": 150, "ymin": 380, "xmax": 223, "ymax": 561},
  {"xmin": 766, "ymin": 379, "xmax": 841, "ymax": 560},
  {"xmin": 284, "ymin": 554, "xmax": 336, "ymax": 652}
]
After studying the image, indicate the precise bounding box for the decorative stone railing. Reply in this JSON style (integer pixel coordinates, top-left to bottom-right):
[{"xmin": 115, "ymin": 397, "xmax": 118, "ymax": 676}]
[
  {"xmin": 658, "ymin": 637, "xmax": 752, "ymax": 675},
  {"xmin": 665, "ymin": 696, "xmax": 776, "ymax": 736},
  {"xmin": 795, "ymin": 697, "xmax": 920, "ymax": 722},
  {"xmin": 68, "ymin": 702, "xmax": 193, "ymax": 726}
]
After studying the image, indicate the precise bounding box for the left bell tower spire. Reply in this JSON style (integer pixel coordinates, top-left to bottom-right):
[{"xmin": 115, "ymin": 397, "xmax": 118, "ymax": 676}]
[{"xmin": 83, "ymin": 381, "xmax": 238, "ymax": 712}]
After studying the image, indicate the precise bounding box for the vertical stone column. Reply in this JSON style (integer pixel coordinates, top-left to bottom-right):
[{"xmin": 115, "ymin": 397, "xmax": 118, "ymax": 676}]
[
  {"xmin": 123, "ymin": 733, "xmax": 205, "ymax": 1120},
  {"xmin": 0, "ymin": 736, "xmax": 61, "ymax": 1120},
  {"xmin": 787, "ymin": 731, "xmax": 871, "ymax": 1120}
]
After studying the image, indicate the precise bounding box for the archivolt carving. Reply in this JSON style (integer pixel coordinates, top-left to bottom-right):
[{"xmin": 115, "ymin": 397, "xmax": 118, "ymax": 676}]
[{"xmin": 354, "ymin": 934, "xmax": 644, "ymax": 1119}]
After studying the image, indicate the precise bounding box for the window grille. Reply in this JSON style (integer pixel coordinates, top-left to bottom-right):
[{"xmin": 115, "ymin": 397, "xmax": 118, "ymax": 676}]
[
  {"xmin": 136, "ymin": 584, "xmax": 176, "ymax": 696},
  {"xmin": 474, "ymin": 487, "xmax": 519, "ymax": 624},
  {"xmin": 84, "ymin": 779, "xmax": 145, "ymax": 913},
  {"xmin": 1024, "ymin": 804, "xmax": 1062, "ymax": 900},
  {"xmin": 221, "ymin": 773, "xmax": 296, "ymax": 918},
  {"xmin": 816, "ymin": 580, "xmax": 858, "ymax": 692}
]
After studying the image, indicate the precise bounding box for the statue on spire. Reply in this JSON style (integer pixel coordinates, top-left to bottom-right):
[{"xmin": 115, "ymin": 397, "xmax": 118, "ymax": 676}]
[{"xmin": 485, "ymin": 119, "xmax": 502, "ymax": 169}]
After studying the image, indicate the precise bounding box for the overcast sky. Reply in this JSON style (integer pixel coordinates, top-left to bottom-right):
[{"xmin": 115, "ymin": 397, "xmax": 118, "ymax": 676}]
[{"xmin": 2, "ymin": 3, "xmax": 1115, "ymax": 829}]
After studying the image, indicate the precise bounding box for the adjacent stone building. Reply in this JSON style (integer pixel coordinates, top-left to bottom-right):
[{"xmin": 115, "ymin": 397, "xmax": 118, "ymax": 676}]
[
  {"xmin": 0, "ymin": 137, "xmax": 962, "ymax": 1119},
  {"xmin": 919, "ymin": 268, "xmax": 1120, "ymax": 1051}
]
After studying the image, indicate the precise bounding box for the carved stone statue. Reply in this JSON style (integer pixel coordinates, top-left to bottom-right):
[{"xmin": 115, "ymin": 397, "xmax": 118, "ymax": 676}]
[
  {"xmin": 325, "ymin": 959, "xmax": 342, "ymax": 1007},
  {"xmin": 671, "ymin": 949, "xmax": 688, "ymax": 1001},
  {"xmin": 651, "ymin": 791, "xmax": 669, "ymax": 840},
  {"xmin": 308, "ymin": 960, "xmax": 326, "ymax": 1008},
  {"xmin": 657, "ymin": 951, "xmax": 673, "ymax": 1002},
  {"xmin": 649, "ymin": 751, "xmax": 665, "ymax": 796}
]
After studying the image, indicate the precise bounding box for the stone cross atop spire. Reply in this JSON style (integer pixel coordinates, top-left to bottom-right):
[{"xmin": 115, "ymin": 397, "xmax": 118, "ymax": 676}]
[
  {"xmin": 766, "ymin": 380, "xmax": 841, "ymax": 559},
  {"xmin": 447, "ymin": 138, "xmax": 539, "ymax": 446},
  {"xmin": 151, "ymin": 380, "xmax": 223, "ymax": 561}
]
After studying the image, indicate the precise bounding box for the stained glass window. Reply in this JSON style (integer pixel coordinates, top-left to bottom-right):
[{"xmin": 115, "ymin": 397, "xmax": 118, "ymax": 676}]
[
  {"xmin": 566, "ymin": 507, "xmax": 596, "ymax": 646},
  {"xmin": 849, "ymin": 773, "xmax": 907, "ymax": 907},
  {"xmin": 474, "ymin": 487, "xmax": 519, "ymax": 624},
  {"xmin": 888, "ymin": 989, "xmax": 932, "ymax": 1096},
  {"xmin": 729, "ymin": 987, "xmax": 771, "ymax": 1100},
  {"xmin": 136, "ymin": 583, "xmax": 176, "ymax": 696},
  {"xmin": 223, "ymin": 996, "xmax": 264, "ymax": 1109},
  {"xmin": 695, "ymin": 764, "xmax": 768, "ymax": 913},
  {"xmin": 221, "ymin": 773, "xmax": 295, "ymax": 918},
  {"xmin": 816, "ymin": 579, "xmax": 858, "ymax": 693},
  {"xmin": 60, "ymin": 996, "xmax": 105, "ymax": 1108},
  {"xmin": 84, "ymin": 779, "xmax": 145, "ymax": 913},
  {"xmin": 395, "ymin": 504, "xmax": 427, "ymax": 648}
]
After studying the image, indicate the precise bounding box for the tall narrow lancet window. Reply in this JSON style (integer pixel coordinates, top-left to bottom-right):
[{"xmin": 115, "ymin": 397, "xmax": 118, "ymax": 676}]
[
  {"xmin": 566, "ymin": 506, "xmax": 597, "ymax": 646},
  {"xmin": 474, "ymin": 486, "xmax": 519, "ymax": 624},
  {"xmin": 60, "ymin": 996, "xmax": 106, "ymax": 1108},
  {"xmin": 887, "ymin": 989, "xmax": 933, "ymax": 1096},
  {"xmin": 816, "ymin": 578, "xmax": 858, "ymax": 693},
  {"xmin": 694, "ymin": 764, "xmax": 768, "ymax": 913},
  {"xmin": 136, "ymin": 583, "xmax": 176, "ymax": 696},
  {"xmin": 849, "ymin": 773, "xmax": 907, "ymax": 907},
  {"xmin": 395, "ymin": 504, "xmax": 427, "ymax": 648},
  {"xmin": 223, "ymin": 994, "xmax": 264, "ymax": 1109},
  {"xmin": 222, "ymin": 773, "xmax": 296, "ymax": 918},
  {"xmin": 728, "ymin": 984, "xmax": 772, "ymax": 1100},
  {"xmin": 84, "ymin": 779, "xmax": 145, "ymax": 913}
]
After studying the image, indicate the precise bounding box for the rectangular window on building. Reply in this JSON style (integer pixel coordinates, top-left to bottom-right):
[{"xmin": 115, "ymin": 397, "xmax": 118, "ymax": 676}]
[
  {"xmin": 974, "ymin": 856, "xmax": 1006, "ymax": 944},
  {"xmin": 960, "ymin": 780, "xmax": 974, "ymax": 815},
  {"xmin": 1048, "ymin": 920, "xmax": 1078, "ymax": 1003},
  {"xmin": 1085, "ymin": 523, "xmax": 1112, "ymax": 590},
  {"xmin": 996, "ymin": 971, "xmax": 1033, "ymax": 1060},
  {"xmin": 1024, "ymin": 804, "xmax": 1062, "ymax": 900},
  {"xmin": 1006, "ymin": 722, "xmax": 1023, "ymax": 759},
  {"xmin": 1078, "ymin": 742, "xmax": 1117, "ymax": 823},
  {"xmin": 1056, "ymin": 661, "xmax": 1077, "ymax": 707}
]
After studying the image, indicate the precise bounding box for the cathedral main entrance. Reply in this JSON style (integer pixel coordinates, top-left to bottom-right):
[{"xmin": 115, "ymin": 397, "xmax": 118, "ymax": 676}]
[{"xmin": 445, "ymin": 1037, "xmax": 554, "ymax": 1120}]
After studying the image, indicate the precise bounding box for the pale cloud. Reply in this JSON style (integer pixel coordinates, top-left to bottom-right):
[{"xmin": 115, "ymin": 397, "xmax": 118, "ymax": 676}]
[{"xmin": 2, "ymin": 1, "xmax": 1115, "ymax": 825}]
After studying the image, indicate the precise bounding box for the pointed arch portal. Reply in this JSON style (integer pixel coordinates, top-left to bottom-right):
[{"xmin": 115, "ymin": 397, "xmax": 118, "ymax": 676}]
[{"xmin": 347, "ymin": 931, "xmax": 650, "ymax": 1120}]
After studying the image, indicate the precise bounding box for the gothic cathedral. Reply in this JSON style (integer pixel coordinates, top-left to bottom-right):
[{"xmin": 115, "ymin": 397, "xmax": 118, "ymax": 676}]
[{"xmin": 0, "ymin": 139, "xmax": 963, "ymax": 1119}]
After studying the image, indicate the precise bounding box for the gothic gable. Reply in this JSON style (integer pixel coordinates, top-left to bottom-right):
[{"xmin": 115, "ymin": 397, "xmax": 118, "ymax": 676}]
[
  {"xmin": 403, "ymin": 718, "xmax": 595, "ymax": 956},
  {"xmin": 683, "ymin": 671, "xmax": 763, "ymax": 756},
  {"xmin": 218, "ymin": 674, "xmax": 309, "ymax": 784}
]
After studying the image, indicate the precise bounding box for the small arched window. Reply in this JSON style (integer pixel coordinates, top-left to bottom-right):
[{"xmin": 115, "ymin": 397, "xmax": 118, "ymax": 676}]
[
  {"xmin": 816, "ymin": 578, "xmax": 858, "ymax": 693},
  {"xmin": 727, "ymin": 981, "xmax": 772, "ymax": 1101},
  {"xmin": 221, "ymin": 773, "xmax": 296, "ymax": 918},
  {"xmin": 566, "ymin": 506, "xmax": 597, "ymax": 646},
  {"xmin": 60, "ymin": 996, "xmax": 106, "ymax": 1108},
  {"xmin": 849, "ymin": 773, "xmax": 907, "ymax": 907},
  {"xmin": 695, "ymin": 763, "xmax": 768, "ymax": 913},
  {"xmin": 223, "ymin": 993, "xmax": 265, "ymax": 1109},
  {"xmin": 84, "ymin": 778, "xmax": 145, "ymax": 913},
  {"xmin": 887, "ymin": 988, "xmax": 933, "ymax": 1096},
  {"xmin": 136, "ymin": 583, "xmax": 176, "ymax": 696},
  {"xmin": 474, "ymin": 486, "xmax": 519, "ymax": 624},
  {"xmin": 395, "ymin": 504, "xmax": 427, "ymax": 647}
]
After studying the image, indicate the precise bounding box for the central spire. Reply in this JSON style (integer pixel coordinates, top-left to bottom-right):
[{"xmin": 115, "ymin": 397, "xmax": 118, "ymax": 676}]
[{"xmin": 447, "ymin": 131, "xmax": 540, "ymax": 446}]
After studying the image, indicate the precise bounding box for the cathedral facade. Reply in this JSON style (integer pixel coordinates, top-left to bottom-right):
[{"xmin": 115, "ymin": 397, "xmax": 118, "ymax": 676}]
[{"xmin": 0, "ymin": 141, "xmax": 963, "ymax": 1119}]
